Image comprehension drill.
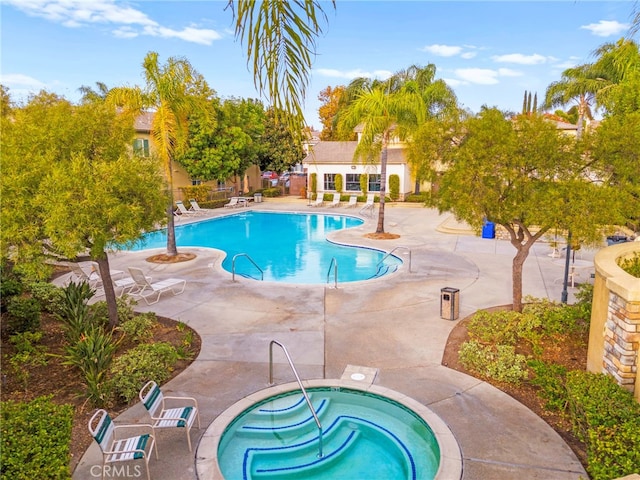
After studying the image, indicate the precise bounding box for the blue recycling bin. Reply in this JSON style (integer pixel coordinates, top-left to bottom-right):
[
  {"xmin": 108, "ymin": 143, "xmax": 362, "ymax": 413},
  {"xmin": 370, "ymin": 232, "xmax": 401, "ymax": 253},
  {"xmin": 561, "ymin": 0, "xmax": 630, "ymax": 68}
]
[{"xmin": 482, "ymin": 220, "xmax": 495, "ymax": 239}]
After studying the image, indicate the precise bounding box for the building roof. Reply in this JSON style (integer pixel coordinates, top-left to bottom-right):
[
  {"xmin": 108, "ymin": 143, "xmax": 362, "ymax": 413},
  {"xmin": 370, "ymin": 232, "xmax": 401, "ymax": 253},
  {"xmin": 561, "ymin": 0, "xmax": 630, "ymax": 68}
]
[
  {"xmin": 134, "ymin": 111, "xmax": 154, "ymax": 132},
  {"xmin": 302, "ymin": 141, "xmax": 407, "ymax": 165}
]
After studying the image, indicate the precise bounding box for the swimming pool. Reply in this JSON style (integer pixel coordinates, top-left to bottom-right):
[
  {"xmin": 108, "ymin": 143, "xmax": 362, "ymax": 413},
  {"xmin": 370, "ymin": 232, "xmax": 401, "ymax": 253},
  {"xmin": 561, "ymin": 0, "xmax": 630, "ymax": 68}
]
[
  {"xmin": 198, "ymin": 381, "xmax": 462, "ymax": 480},
  {"xmin": 130, "ymin": 211, "xmax": 402, "ymax": 284}
]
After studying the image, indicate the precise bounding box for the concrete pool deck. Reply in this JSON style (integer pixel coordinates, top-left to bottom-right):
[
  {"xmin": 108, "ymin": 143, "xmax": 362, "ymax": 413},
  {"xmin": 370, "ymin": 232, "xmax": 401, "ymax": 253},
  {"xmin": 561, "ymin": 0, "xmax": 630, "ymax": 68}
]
[{"xmin": 71, "ymin": 198, "xmax": 590, "ymax": 480}]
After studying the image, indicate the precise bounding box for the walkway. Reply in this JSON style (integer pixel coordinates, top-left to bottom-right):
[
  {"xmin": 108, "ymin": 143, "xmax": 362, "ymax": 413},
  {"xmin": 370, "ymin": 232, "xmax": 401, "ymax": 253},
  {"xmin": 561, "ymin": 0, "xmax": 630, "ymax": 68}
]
[{"xmin": 72, "ymin": 199, "xmax": 590, "ymax": 480}]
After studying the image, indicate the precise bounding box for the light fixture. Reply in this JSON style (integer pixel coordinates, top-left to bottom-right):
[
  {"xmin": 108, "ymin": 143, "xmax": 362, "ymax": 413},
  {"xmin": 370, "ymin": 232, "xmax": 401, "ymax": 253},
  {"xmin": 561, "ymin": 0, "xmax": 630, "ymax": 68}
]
[{"xmin": 351, "ymin": 165, "xmax": 356, "ymax": 170}]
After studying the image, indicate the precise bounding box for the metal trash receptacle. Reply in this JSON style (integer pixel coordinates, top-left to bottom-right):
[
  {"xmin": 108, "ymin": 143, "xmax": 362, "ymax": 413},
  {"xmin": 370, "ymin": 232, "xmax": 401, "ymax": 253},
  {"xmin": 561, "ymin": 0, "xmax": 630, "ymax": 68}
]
[
  {"xmin": 254, "ymin": 193, "xmax": 263, "ymax": 203},
  {"xmin": 440, "ymin": 287, "xmax": 460, "ymax": 320}
]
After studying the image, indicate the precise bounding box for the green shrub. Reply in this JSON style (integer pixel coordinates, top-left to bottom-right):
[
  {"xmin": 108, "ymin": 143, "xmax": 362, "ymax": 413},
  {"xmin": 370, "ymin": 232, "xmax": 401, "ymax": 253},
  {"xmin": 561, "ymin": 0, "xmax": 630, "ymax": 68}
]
[
  {"xmin": 63, "ymin": 325, "xmax": 118, "ymax": 406},
  {"xmin": 522, "ymin": 297, "xmax": 588, "ymax": 336},
  {"xmin": 404, "ymin": 192, "xmax": 429, "ymax": 203},
  {"xmin": 565, "ymin": 370, "xmax": 640, "ymax": 479},
  {"xmin": 117, "ymin": 313, "xmax": 157, "ymax": 342},
  {"xmin": 310, "ymin": 172, "xmax": 317, "ymax": 195},
  {"xmin": 458, "ymin": 340, "xmax": 528, "ymax": 383},
  {"xmin": 359, "ymin": 174, "xmax": 367, "ymax": 195},
  {"xmin": 110, "ymin": 342, "xmax": 180, "ymax": 403},
  {"xmin": 8, "ymin": 331, "xmax": 48, "ymax": 390},
  {"xmin": 90, "ymin": 296, "xmax": 136, "ymax": 326},
  {"xmin": 466, "ymin": 309, "xmax": 522, "ymax": 345},
  {"xmin": 388, "ymin": 174, "xmax": 400, "ymax": 200},
  {"xmin": 1, "ymin": 395, "xmax": 73, "ymax": 480},
  {"xmin": 334, "ymin": 173, "xmax": 343, "ymax": 193},
  {"xmin": 57, "ymin": 281, "xmax": 100, "ymax": 343},
  {"xmin": 27, "ymin": 282, "xmax": 66, "ymax": 315},
  {"xmin": 6, "ymin": 296, "xmax": 41, "ymax": 334},
  {"xmin": 528, "ymin": 359, "xmax": 568, "ymax": 410},
  {"xmin": 617, "ymin": 251, "xmax": 640, "ymax": 278},
  {"xmin": 262, "ymin": 187, "xmax": 281, "ymax": 197}
]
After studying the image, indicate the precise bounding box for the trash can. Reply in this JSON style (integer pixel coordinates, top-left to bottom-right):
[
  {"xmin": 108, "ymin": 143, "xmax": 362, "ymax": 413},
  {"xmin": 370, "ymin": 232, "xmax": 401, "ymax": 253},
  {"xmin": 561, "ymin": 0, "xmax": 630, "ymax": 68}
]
[
  {"xmin": 440, "ymin": 287, "xmax": 460, "ymax": 320},
  {"xmin": 482, "ymin": 220, "xmax": 495, "ymax": 239},
  {"xmin": 254, "ymin": 193, "xmax": 263, "ymax": 203}
]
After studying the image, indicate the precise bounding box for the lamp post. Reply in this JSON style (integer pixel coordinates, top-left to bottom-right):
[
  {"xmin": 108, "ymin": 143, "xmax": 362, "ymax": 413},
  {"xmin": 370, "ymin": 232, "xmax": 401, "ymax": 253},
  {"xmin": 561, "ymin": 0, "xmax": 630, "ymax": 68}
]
[{"xmin": 561, "ymin": 231, "xmax": 572, "ymax": 304}]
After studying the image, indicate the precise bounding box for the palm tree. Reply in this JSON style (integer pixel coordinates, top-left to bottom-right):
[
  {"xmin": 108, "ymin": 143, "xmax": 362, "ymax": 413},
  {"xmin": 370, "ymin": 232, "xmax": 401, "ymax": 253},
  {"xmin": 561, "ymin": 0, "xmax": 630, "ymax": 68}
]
[
  {"xmin": 78, "ymin": 81, "xmax": 110, "ymax": 103},
  {"xmin": 338, "ymin": 79, "xmax": 424, "ymax": 234},
  {"xmin": 108, "ymin": 51, "xmax": 208, "ymax": 256},
  {"xmin": 543, "ymin": 64, "xmax": 605, "ymax": 139},
  {"xmin": 229, "ymin": 0, "xmax": 334, "ymax": 141}
]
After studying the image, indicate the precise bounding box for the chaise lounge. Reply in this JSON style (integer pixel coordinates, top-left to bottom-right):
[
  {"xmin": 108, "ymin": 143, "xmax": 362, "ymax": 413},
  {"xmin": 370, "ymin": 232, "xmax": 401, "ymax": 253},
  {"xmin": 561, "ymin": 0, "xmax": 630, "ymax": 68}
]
[{"xmin": 127, "ymin": 267, "xmax": 186, "ymax": 305}]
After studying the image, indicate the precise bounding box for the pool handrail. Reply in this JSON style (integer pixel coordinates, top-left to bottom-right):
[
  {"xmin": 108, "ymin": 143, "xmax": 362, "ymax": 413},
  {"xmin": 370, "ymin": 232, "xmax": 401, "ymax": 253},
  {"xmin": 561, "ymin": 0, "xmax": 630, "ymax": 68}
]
[
  {"xmin": 326, "ymin": 257, "xmax": 338, "ymax": 288},
  {"xmin": 269, "ymin": 340, "xmax": 323, "ymax": 459},
  {"xmin": 232, "ymin": 253, "xmax": 264, "ymax": 281},
  {"xmin": 378, "ymin": 246, "xmax": 411, "ymax": 273}
]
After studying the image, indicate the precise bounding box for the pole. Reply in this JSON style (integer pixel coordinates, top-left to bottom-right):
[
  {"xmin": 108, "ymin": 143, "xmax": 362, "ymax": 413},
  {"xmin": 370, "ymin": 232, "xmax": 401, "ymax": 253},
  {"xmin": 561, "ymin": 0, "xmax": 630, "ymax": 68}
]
[{"xmin": 561, "ymin": 231, "xmax": 572, "ymax": 304}]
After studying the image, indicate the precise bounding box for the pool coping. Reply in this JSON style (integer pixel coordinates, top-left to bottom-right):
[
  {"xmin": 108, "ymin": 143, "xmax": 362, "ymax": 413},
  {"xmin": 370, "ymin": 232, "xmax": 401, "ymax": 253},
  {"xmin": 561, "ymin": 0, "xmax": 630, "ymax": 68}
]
[{"xmin": 196, "ymin": 379, "xmax": 463, "ymax": 480}]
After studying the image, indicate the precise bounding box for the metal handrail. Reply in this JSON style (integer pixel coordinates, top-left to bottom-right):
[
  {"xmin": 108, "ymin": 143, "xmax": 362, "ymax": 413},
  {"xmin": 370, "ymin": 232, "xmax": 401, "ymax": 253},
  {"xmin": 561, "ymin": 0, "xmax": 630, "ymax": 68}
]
[
  {"xmin": 232, "ymin": 253, "xmax": 264, "ymax": 281},
  {"xmin": 378, "ymin": 246, "xmax": 412, "ymax": 273},
  {"xmin": 269, "ymin": 340, "xmax": 323, "ymax": 458},
  {"xmin": 326, "ymin": 257, "xmax": 338, "ymax": 288}
]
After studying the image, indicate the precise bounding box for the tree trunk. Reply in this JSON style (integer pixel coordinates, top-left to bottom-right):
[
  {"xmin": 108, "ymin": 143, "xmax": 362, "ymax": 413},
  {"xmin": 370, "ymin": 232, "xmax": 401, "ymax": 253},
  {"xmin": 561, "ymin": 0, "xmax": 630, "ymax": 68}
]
[
  {"xmin": 166, "ymin": 202, "xmax": 178, "ymax": 256},
  {"xmin": 376, "ymin": 142, "xmax": 388, "ymax": 234},
  {"xmin": 94, "ymin": 255, "xmax": 119, "ymax": 329}
]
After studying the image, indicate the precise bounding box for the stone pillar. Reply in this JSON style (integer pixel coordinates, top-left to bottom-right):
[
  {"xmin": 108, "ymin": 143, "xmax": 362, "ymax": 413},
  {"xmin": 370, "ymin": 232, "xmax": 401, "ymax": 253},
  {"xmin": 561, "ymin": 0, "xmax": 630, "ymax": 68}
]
[{"xmin": 587, "ymin": 243, "xmax": 640, "ymax": 402}]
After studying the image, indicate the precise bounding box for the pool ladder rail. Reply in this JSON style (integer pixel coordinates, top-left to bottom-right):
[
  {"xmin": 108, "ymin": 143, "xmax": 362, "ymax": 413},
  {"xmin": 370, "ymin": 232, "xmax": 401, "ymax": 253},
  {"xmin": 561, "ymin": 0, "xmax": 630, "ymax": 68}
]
[
  {"xmin": 232, "ymin": 253, "xmax": 263, "ymax": 281},
  {"xmin": 269, "ymin": 340, "xmax": 323, "ymax": 459}
]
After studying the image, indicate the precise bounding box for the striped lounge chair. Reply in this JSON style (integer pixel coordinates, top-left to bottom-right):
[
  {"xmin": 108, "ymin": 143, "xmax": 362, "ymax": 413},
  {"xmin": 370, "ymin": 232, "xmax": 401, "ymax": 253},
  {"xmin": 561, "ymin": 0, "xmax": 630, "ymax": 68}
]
[
  {"xmin": 139, "ymin": 380, "xmax": 200, "ymax": 452},
  {"xmin": 88, "ymin": 409, "xmax": 156, "ymax": 480}
]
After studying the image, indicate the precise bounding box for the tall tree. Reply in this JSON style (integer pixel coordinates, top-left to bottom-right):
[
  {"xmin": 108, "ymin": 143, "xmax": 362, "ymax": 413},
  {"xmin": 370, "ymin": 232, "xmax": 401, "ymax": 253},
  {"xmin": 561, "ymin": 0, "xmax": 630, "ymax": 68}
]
[
  {"xmin": 257, "ymin": 108, "xmax": 305, "ymax": 174},
  {"xmin": 433, "ymin": 108, "xmax": 616, "ymax": 312},
  {"xmin": 543, "ymin": 64, "xmax": 604, "ymax": 138},
  {"xmin": 108, "ymin": 51, "xmax": 211, "ymax": 257},
  {"xmin": 318, "ymin": 85, "xmax": 346, "ymax": 140},
  {"xmin": 1, "ymin": 92, "xmax": 167, "ymax": 327}
]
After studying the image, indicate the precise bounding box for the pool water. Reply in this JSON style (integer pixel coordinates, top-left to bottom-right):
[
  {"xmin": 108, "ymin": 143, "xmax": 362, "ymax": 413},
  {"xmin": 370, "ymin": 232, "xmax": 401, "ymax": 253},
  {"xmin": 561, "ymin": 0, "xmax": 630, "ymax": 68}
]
[
  {"xmin": 218, "ymin": 387, "xmax": 440, "ymax": 480},
  {"xmin": 130, "ymin": 211, "xmax": 401, "ymax": 284}
]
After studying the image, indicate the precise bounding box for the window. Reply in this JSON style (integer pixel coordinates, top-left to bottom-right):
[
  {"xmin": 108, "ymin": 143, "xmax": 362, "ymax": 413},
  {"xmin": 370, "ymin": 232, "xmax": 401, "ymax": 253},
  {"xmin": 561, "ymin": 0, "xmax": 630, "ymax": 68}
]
[
  {"xmin": 133, "ymin": 138, "xmax": 149, "ymax": 157},
  {"xmin": 191, "ymin": 180, "xmax": 202, "ymax": 186},
  {"xmin": 368, "ymin": 174, "xmax": 381, "ymax": 192},
  {"xmin": 345, "ymin": 174, "xmax": 360, "ymax": 191},
  {"xmin": 323, "ymin": 173, "xmax": 336, "ymax": 191}
]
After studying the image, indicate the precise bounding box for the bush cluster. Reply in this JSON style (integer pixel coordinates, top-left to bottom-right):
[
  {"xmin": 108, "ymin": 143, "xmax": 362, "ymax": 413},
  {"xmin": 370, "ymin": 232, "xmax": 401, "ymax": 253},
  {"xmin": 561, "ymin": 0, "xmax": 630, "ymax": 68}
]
[{"xmin": 1, "ymin": 396, "xmax": 73, "ymax": 480}]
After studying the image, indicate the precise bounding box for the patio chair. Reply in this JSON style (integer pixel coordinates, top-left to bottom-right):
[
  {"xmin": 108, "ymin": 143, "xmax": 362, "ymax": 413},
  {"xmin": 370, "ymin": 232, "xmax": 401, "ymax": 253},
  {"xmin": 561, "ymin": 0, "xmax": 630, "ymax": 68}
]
[
  {"xmin": 224, "ymin": 197, "xmax": 243, "ymax": 208},
  {"xmin": 328, "ymin": 193, "xmax": 341, "ymax": 208},
  {"xmin": 344, "ymin": 195, "xmax": 358, "ymax": 208},
  {"xmin": 174, "ymin": 200, "xmax": 197, "ymax": 216},
  {"xmin": 359, "ymin": 194, "xmax": 375, "ymax": 215},
  {"xmin": 67, "ymin": 262, "xmax": 124, "ymax": 290},
  {"xmin": 188, "ymin": 199, "xmax": 208, "ymax": 215},
  {"xmin": 127, "ymin": 267, "xmax": 186, "ymax": 305},
  {"xmin": 309, "ymin": 195, "xmax": 324, "ymax": 207},
  {"xmin": 139, "ymin": 380, "xmax": 200, "ymax": 452},
  {"xmin": 88, "ymin": 409, "xmax": 157, "ymax": 480}
]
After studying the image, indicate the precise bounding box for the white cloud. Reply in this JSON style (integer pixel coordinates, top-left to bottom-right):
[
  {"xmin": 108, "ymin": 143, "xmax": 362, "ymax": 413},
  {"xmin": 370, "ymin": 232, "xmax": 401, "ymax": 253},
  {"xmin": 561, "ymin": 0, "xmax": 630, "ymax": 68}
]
[
  {"xmin": 0, "ymin": 73, "xmax": 47, "ymax": 89},
  {"xmin": 4, "ymin": 0, "xmax": 222, "ymax": 45},
  {"xmin": 492, "ymin": 53, "xmax": 549, "ymax": 65},
  {"xmin": 454, "ymin": 68, "xmax": 499, "ymax": 85},
  {"xmin": 314, "ymin": 68, "xmax": 392, "ymax": 80},
  {"xmin": 442, "ymin": 77, "xmax": 466, "ymax": 87},
  {"xmin": 461, "ymin": 52, "xmax": 477, "ymax": 59},
  {"xmin": 581, "ymin": 20, "xmax": 629, "ymax": 37},
  {"xmin": 421, "ymin": 44, "xmax": 462, "ymax": 57},
  {"xmin": 497, "ymin": 68, "xmax": 523, "ymax": 77}
]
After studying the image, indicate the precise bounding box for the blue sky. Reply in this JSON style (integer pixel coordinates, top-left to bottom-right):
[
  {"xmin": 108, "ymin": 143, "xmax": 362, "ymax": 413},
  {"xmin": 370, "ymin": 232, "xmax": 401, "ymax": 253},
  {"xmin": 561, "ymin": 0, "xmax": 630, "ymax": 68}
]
[{"xmin": 1, "ymin": 1, "xmax": 636, "ymax": 128}]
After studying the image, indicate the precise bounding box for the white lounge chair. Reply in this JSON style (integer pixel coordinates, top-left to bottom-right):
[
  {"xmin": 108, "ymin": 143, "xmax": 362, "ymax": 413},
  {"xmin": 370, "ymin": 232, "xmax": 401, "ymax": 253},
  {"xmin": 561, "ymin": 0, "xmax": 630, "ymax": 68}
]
[
  {"xmin": 67, "ymin": 262, "xmax": 124, "ymax": 290},
  {"xmin": 139, "ymin": 381, "xmax": 200, "ymax": 452},
  {"xmin": 127, "ymin": 267, "xmax": 186, "ymax": 305},
  {"xmin": 187, "ymin": 199, "xmax": 208, "ymax": 215},
  {"xmin": 174, "ymin": 200, "xmax": 197, "ymax": 216},
  {"xmin": 359, "ymin": 194, "xmax": 375, "ymax": 215},
  {"xmin": 328, "ymin": 193, "xmax": 341, "ymax": 207},
  {"xmin": 224, "ymin": 197, "xmax": 243, "ymax": 208},
  {"xmin": 88, "ymin": 409, "xmax": 157, "ymax": 480},
  {"xmin": 310, "ymin": 195, "xmax": 324, "ymax": 207},
  {"xmin": 344, "ymin": 195, "xmax": 358, "ymax": 208}
]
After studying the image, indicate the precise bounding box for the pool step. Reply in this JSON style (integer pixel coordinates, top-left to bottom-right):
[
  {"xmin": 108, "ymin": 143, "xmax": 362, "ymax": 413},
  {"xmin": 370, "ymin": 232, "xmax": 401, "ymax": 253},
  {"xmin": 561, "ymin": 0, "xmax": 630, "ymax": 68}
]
[
  {"xmin": 239, "ymin": 395, "xmax": 328, "ymax": 439},
  {"xmin": 245, "ymin": 416, "xmax": 416, "ymax": 479}
]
